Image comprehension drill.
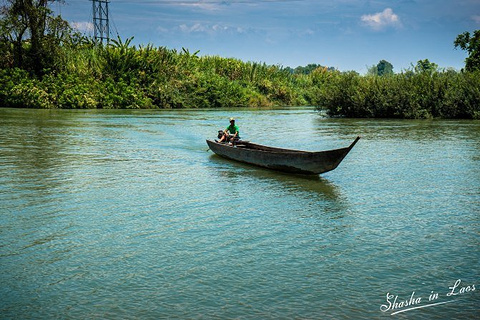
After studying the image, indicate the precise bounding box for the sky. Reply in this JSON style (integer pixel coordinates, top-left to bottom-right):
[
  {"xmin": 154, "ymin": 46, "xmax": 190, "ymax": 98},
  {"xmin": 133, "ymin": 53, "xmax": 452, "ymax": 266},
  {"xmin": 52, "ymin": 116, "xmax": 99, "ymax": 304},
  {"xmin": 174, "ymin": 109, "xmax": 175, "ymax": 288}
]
[{"xmin": 51, "ymin": 0, "xmax": 480, "ymax": 74}]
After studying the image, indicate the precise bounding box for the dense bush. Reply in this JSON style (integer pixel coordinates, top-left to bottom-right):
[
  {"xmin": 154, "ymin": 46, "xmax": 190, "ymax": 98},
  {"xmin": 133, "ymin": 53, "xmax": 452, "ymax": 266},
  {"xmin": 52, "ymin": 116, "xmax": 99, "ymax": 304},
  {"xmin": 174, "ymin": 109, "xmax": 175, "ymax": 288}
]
[
  {"xmin": 312, "ymin": 70, "xmax": 480, "ymax": 119},
  {"xmin": 0, "ymin": 37, "xmax": 305, "ymax": 109}
]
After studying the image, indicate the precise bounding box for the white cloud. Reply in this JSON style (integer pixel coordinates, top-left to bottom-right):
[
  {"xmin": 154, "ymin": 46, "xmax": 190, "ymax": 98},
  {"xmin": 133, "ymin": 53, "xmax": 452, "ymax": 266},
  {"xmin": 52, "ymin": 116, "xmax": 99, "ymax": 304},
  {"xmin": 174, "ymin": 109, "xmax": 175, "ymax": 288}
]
[
  {"xmin": 71, "ymin": 21, "xmax": 94, "ymax": 33},
  {"xmin": 473, "ymin": 15, "xmax": 480, "ymax": 24},
  {"xmin": 301, "ymin": 28, "xmax": 314, "ymax": 36},
  {"xmin": 180, "ymin": 23, "xmax": 207, "ymax": 33},
  {"xmin": 156, "ymin": 26, "xmax": 169, "ymax": 34},
  {"xmin": 361, "ymin": 8, "xmax": 402, "ymax": 31},
  {"xmin": 176, "ymin": 1, "xmax": 224, "ymax": 12},
  {"xmin": 178, "ymin": 23, "xmax": 245, "ymax": 35}
]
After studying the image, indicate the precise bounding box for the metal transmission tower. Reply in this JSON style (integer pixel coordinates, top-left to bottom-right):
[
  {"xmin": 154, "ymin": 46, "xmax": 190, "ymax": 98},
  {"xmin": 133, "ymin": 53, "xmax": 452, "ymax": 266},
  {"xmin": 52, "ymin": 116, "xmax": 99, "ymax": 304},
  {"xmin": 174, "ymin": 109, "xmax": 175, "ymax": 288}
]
[{"xmin": 91, "ymin": 0, "xmax": 110, "ymax": 44}]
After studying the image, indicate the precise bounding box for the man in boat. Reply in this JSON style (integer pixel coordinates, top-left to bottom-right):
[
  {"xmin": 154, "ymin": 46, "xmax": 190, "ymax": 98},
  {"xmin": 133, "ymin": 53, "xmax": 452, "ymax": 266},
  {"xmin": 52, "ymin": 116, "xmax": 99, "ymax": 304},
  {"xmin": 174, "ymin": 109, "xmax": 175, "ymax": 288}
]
[{"xmin": 218, "ymin": 117, "xmax": 240, "ymax": 144}]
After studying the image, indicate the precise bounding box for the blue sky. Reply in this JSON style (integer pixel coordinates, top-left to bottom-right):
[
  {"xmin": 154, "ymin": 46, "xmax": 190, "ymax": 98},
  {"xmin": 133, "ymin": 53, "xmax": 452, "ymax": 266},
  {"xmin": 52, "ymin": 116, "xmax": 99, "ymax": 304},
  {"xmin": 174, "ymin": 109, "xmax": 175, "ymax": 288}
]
[{"xmin": 51, "ymin": 0, "xmax": 480, "ymax": 73}]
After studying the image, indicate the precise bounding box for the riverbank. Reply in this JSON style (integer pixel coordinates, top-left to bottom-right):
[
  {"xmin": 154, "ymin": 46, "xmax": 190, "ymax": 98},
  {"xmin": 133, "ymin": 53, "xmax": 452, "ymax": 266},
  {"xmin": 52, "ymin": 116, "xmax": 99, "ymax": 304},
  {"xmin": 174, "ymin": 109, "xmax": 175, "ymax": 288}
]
[{"xmin": 1, "ymin": 41, "xmax": 479, "ymax": 118}]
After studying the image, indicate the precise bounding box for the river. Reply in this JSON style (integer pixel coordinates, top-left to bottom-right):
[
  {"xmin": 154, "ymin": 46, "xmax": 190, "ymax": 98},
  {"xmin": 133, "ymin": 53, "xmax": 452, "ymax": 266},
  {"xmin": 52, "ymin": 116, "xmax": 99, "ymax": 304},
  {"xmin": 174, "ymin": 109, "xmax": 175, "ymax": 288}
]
[{"xmin": 0, "ymin": 108, "xmax": 479, "ymax": 319}]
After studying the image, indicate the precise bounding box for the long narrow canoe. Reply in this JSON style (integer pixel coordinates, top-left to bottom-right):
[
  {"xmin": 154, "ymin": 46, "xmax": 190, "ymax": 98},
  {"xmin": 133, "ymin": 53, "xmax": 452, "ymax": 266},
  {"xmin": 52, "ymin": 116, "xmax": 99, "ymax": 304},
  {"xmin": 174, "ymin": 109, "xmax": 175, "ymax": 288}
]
[{"xmin": 206, "ymin": 136, "xmax": 360, "ymax": 175}]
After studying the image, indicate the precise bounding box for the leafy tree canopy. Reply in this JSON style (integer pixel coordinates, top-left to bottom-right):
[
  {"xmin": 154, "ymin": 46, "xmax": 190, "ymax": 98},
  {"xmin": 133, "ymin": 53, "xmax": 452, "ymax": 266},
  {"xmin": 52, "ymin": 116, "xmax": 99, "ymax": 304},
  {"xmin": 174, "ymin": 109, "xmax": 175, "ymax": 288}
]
[
  {"xmin": 0, "ymin": 0, "xmax": 72, "ymax": 75},
  {"xmin": 367, "ymin": 60, "xmax": 394, "ymax": 76},
  {"xmin": 454, "ymin": 30, "xmax": 480, "ymax": 72},
  {"xmin": 377, "ymin": 59, "xmax": 394, "ymax": 76},
  {"xmin": 286, "ymin": 64, "xmax": 335, "ymax": 75},
  {"xmin": 414, "ymin": 59, "xmax": 439, "ymax": 74}
]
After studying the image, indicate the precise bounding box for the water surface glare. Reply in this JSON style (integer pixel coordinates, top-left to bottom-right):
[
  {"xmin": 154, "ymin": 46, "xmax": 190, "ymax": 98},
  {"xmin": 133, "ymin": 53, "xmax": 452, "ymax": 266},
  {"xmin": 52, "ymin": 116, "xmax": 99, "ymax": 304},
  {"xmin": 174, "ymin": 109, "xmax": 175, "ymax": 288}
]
[{"xmin": 0, "ymin": 108, "xmax": 479, "ymax": 319}]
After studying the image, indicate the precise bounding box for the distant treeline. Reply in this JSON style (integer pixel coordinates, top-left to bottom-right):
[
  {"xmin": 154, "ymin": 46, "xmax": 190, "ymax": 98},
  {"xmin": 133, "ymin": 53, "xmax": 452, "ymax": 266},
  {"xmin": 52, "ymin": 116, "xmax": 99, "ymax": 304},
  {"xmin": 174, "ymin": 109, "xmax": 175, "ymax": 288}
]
[{"xmin": 0, "ymin": 2, "xmax": 479, "ymax": 119}]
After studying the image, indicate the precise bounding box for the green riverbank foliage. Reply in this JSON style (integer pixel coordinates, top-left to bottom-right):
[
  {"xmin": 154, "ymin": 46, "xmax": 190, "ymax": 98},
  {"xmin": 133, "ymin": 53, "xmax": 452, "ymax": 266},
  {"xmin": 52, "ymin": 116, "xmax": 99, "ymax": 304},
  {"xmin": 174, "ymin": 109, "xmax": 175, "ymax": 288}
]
[
  {"xmin": 1, "ymin": 38, "xmax": 479, "ymax": 119},
  {"xmin": 0, "ymin": 2, "xmax": 479, "ymax": 118},
  {"xmin": 0, "ymin": 35, "xmax": 303, "ymax": 109},
  {"xmin": 310, "ymin": 69, "xmax": 480, "ymax": 119}
]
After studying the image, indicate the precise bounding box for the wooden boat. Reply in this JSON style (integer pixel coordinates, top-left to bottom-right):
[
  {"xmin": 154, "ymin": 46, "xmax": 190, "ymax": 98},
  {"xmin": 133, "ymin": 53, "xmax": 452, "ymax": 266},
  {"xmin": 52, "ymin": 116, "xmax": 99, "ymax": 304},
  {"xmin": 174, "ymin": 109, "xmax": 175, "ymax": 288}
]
[{"xmin": 206, "ymin": 136, "xmax": 360, "ymax": 175}]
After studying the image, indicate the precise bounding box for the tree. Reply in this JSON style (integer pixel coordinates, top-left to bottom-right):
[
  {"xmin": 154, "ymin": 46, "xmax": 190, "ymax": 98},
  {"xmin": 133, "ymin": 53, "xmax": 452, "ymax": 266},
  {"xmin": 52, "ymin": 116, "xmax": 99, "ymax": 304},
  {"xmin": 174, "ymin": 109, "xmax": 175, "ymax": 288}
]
[
  {"xmin": 0, "ymin": 1, "xmax": 28, "ymax": 68},
  {"xmin": 414, "ymin": 59, "xmax": 438, "ymax": 74},
  {"xmin": 376, "ymin": 60, "xmax": 394, "ymax": 76},
  {"xmin": 0, "ymin": 0, "xmax": 70, "ymax": 75},
  {"xmin": 454, "ymin": 30, "xmax": 480, "ymax": 72},
  {"xmin": 366, "ymin": 64, "xmax": 376, "ymax": 76},
  {"xmin": 294, "ymin": 64, "xmax": 324, "ymax": 75}
]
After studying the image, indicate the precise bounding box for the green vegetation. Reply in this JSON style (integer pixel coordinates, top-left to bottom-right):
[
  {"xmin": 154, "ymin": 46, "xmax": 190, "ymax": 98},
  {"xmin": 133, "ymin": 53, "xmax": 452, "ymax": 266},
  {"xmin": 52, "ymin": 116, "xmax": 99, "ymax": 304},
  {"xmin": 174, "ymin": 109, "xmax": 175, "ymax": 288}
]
[
  {"xmin": 367, "ymin": 60, "xmax": 394, "ymax": 76},
  {"xmin": 454, "ymin": 30, "xmax": 480, "ymax": 72},
  {"xmin": 0, "ymin": 1, "xmax": 479, "ymax": 118},
  {"xmin": 310, "ymin": 69, "xmax": 480, "ymax": 119}
]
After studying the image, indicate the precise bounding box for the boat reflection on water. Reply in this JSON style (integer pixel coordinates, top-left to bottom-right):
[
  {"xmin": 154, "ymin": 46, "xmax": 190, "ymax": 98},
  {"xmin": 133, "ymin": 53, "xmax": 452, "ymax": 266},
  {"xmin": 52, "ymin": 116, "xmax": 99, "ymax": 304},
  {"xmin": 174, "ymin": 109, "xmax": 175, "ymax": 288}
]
[
  {"xmin": 208, "ymin": 154, "xmax": 352, "ymax": 225},
  {"xmin": 208, "ymin": 154, "xmax": 342, "ymax": 201}
]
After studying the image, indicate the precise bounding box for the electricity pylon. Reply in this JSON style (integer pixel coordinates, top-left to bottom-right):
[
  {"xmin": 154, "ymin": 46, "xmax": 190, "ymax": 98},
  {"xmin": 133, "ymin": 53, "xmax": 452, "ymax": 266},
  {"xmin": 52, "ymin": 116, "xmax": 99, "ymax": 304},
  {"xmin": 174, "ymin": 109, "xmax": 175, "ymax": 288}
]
[{"xmin": 92, "ymin": 0, "xmax": 110, "ymax": 44}]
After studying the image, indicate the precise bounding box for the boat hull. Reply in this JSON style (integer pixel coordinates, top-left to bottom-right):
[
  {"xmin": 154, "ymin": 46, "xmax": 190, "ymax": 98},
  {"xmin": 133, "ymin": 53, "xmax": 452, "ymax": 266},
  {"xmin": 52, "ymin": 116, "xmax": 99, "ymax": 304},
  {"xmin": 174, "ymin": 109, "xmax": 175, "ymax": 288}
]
[{"xmin": 206, "ymin": 137, "xmax": 360, "ymax": 175}]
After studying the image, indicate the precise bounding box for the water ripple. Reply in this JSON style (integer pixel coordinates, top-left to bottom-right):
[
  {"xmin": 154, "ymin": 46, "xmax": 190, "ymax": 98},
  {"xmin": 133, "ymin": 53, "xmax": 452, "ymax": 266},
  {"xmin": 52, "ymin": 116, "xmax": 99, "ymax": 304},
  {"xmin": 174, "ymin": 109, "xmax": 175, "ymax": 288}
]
[{"xmin": 1, "ymin": 109, "xmax": 479, "ymax": 319}]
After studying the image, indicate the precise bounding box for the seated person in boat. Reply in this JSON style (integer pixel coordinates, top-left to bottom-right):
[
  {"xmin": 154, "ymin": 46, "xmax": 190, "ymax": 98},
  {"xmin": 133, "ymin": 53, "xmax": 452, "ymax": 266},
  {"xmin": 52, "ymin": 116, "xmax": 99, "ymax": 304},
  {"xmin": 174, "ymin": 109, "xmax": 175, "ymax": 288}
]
[{"xmin": 218, "ymin": 118, "xmax": 240, "ymax": 143}]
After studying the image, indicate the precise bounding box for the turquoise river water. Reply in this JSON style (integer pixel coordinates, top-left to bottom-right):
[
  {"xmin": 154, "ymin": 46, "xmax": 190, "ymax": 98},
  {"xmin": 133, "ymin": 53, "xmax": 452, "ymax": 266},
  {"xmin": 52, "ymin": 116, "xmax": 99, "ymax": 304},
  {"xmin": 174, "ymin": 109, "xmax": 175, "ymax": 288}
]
[{"xmin": 0, "ymin": 108, "xmax": 479, "ymax": 319}]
